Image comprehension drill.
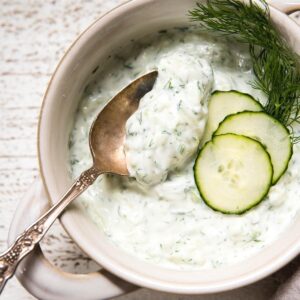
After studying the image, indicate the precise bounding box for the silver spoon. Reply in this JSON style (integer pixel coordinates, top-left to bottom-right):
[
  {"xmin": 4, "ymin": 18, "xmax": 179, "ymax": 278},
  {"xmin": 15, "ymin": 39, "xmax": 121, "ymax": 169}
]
[{"xmin": 0, "ymin": 71, "xmax": 158, "ymax": 293}]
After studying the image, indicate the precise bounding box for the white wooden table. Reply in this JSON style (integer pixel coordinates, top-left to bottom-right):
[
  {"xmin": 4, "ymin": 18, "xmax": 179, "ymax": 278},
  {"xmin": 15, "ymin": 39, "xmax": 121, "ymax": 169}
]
[{"xmin": 0, "ymin": 1, "xmax": 299, "ymax": 299}]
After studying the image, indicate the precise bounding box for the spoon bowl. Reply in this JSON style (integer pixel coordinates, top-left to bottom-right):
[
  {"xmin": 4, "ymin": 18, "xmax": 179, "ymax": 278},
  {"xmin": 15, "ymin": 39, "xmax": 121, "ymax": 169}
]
[{"xmin": 90, "ymin": 71, "xmax": 158, "ymax": 175}]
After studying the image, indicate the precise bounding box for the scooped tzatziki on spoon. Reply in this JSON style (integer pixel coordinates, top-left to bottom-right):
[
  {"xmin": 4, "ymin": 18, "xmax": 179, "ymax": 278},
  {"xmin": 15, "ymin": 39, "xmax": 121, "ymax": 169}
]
[{"xmin": 125, "ymin": 50, "xmax": 213, "ymax": 185}]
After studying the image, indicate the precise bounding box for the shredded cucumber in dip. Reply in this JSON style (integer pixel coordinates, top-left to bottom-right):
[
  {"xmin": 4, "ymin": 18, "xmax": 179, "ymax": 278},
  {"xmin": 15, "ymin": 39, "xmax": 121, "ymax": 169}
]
[{"xmin": 125, "ymin": 50, "xmax": 213, "ymax": 185}]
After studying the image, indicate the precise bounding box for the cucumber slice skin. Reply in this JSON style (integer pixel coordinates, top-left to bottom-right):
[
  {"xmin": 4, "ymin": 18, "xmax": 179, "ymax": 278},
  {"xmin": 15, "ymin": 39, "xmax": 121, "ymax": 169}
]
[
  {"xmin": 194, "ymin": 134, "xmax": 273, "ymax": 215},
  {"xmin": 202, "ymin": 90, "xmax": 263, "ymax": 144},
  {"xmin": 214, "ymin": 111, "xmax": 293, "ymax": 185}
]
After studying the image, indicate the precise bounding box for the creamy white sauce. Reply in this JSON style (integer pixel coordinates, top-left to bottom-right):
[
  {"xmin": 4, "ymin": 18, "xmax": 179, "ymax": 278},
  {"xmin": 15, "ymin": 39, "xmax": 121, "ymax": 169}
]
[
  {"xmin": 125, "ymin": 50, "xmax": 213, "ymax": 185},
  {"xmin": 69, "ymin": 28, "xmax": 300, "ymax": 270}
]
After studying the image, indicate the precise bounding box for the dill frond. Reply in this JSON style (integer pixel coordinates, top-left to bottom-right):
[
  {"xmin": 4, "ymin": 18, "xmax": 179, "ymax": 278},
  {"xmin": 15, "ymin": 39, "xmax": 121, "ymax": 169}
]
[{"xmin": 189, "ymin": 0, "xmax": 300, "ymax": 142}]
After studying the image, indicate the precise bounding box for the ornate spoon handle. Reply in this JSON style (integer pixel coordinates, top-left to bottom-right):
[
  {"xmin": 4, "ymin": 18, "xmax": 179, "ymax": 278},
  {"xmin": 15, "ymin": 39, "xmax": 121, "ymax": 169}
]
[{"xmin": 0, "ymin": 166, "xmax": 100, "ymax": 294}]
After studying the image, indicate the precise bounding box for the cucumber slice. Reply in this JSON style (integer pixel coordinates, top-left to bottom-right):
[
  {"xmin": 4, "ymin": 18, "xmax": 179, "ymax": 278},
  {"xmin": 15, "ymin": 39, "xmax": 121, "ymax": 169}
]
[
  {"xmin": 215, "ymin": 111, "xmax": 292, "ymax": 184},
  {"xmin": 202, "ymin": 91, "xmax": 262, "ymax": 144},
  {"xmin": 194, "ymin": 134, "xmax": 273, "ymax": 214}
]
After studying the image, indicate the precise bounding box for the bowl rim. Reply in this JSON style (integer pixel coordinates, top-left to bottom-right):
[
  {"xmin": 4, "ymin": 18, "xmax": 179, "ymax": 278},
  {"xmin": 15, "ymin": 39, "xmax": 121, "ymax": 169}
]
[{"xmin": 37, "ymin": 0, "xmax": 300, "ymax": 294}]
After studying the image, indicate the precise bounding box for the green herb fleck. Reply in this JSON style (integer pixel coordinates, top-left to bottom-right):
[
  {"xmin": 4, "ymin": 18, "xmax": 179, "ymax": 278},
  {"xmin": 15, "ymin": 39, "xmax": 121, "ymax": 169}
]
[
  {"xmin": 70, "ymin": 158, "xmax": 79, "ymax": 165},
  {"xmin": 177, "ymin": 99, "xmax": 183, "ymax": 110},
  {"xmin": 197, "ymin": 80, "xmax": 203, "ymax": 91},
  {"xmin": 123, "ymin": 63, "xmax": 133, "ymax": 69},
  {"xmin": 138, "ymin": 112, "xmax": 143, "ymax": 125},
  {"xmin": 148, "ymin": 139, "xmax": 153, "ymax": 147},
  {"xmin": 250, "ymin": 231, "xmax": 262, "ymax": 242},
  {"xmin": 165, "ymin": 79, "xmax": 174, "ymax": 89},
  {"xmin": 179, "ymin": 145, "xmax": 185, "ymax": 154},
  {"xmin": 162, "ymin": 130, "xmax": 171, "ymax": 135},
  {"xmin": 174, "ymin": 128, "xmax": 182, "ymax": 136}
]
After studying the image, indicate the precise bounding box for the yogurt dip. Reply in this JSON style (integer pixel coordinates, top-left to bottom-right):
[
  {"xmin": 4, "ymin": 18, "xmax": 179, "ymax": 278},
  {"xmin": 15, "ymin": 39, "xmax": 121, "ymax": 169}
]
[
  {"xmin": 125, "ymin": 50, "xmax": 213, "ymax": 185},
  {"xmin": 69, "ymin": 28, "xmax": 300, "ymax": 270}
]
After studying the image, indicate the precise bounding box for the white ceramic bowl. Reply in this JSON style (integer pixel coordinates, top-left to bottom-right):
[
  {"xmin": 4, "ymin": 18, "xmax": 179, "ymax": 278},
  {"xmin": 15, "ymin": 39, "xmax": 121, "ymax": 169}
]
[{"xmin": 8, "ymin": 0, "xmax": 300, "ymax": 299}]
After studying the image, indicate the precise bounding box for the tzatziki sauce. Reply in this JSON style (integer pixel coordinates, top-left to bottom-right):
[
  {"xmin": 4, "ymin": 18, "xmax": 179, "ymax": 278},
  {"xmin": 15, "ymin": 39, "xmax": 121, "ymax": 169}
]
[
  {"xmin": 125, "ymin": 50, "xmax": 213, "ymax": 185},
  {"xmin": 69, "ymin": 28, "xmax": 300, "ymax": 270}
]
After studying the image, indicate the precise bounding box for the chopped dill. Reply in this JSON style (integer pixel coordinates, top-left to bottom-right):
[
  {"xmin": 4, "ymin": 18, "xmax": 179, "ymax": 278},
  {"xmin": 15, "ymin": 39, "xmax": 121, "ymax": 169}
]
[
  {"xmin": 250, "ymin": 231, "xmax": 262, "ymax": 242},
  {"xmin": 165, "ymin": 79, "xmax": 174, "ymax": 89},
  {"xmin": 177, "ymin": 99, "xmax": 183, "ymax": 110},
  {"xmin": 197, "ymin": 80, "xmax": 203, "ymax": 91},
  {"xmin": 123, "ymin": 63, "xmax": 133, "ymax": 69},
  {"xmin": 179, "ymin": 144, "xmax": 185, "ymax": 154},
  {"xmin": 162, "ymin": 130, "xmax": 172, "ymax": 135},
  {"xmin": 148, "ymin": 139, "xmax": 154, "ymax": 147},
  {"xmin": 174, "ymin": 128, "xmax": 182, "ymax": 136},
  {"xmin": 138, "ymin": 112, "xmax": 143, "ymax": 125}
]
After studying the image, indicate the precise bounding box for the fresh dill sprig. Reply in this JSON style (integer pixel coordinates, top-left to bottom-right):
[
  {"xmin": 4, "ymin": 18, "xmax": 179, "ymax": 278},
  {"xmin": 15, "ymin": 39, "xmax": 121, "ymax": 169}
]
[{"xmin": 189, "ymin": 0, "xmax": 300, "ymax": 143}]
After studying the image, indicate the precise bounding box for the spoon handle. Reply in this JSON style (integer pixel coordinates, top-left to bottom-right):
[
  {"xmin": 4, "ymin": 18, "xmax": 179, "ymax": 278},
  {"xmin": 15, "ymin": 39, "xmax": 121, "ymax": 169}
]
[{"xmin": 0, "ymin": 166, "xmax": 100, "ymax": 294}]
